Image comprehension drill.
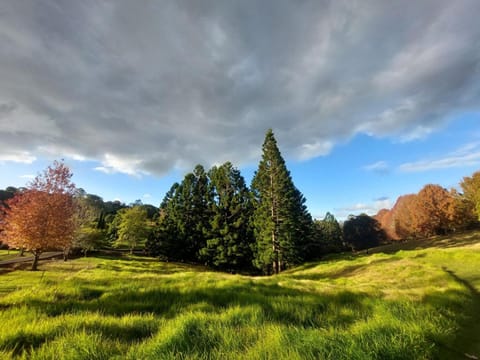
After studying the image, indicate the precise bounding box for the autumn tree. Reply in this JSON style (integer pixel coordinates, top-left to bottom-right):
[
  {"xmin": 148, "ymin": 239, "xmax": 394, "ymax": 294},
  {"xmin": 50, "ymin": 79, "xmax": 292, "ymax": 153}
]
[
  {"xmin": 375, "ymin": 208, "xmax": 398, "ymax": 240},
  {"xmin": 1, "ymin": 161, "xmax": 76, "ymax": 270},
  {"xmin": 251, "ymin": 129, "xmax": 313, "ymax": 274},
  {"xmin": 391, "ymin": 194, "xmax": 419, "ymax": 239},
  {"xmin": 414, "ymin": 184, "xmax": 455, "ymax": 237}
]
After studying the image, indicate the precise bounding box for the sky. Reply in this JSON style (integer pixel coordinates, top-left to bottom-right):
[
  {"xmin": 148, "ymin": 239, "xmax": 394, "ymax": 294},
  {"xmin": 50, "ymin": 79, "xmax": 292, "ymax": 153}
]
[{"xmin": 0, "ymin": 1, "xmax": 479, "ymax": 220}]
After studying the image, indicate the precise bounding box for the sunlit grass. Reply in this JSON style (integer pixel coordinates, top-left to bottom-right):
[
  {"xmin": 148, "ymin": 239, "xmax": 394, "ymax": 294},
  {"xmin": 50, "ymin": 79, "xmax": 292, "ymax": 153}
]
[
  {"xmin": 0, "ymin": 232, "xmax": 479, "ymax": 359},
  {"xmin": 0, "ymin": 249, "xmax": 22, "ymax": 262}
]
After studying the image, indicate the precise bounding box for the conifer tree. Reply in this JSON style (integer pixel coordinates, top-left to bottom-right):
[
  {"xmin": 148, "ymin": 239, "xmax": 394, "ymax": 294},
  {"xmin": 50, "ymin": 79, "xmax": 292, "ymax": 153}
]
[
  {"xmin": 149, "ymin": 165, "xmax": 211, "ymax": 262},
  {"xmin": 309, "ymin": 212, "xmax": 343, "ymax": 259},
  {"xmin": 200, "ymin": 162, "xmax": 254, "ymax": 271},
  {"xmin": 251, "ymin": 129, "xmax": 312, "ymax": 274}
]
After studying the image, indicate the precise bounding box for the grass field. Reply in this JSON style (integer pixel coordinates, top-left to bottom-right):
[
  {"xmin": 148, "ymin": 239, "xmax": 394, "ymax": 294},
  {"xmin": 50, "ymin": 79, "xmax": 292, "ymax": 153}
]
[
  {"xmin": 0, "ymin": 249, "xmax": 22, "ymax": 262},
  {"xmin": 0, "ymin": 232, "xmax": 479, "ymax": 359}
]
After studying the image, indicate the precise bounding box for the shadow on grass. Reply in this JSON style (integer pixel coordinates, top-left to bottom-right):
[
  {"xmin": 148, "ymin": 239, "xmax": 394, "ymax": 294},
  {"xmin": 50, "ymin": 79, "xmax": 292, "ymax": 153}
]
[
  {"xmin": 22, "ymin": 282, "xmax": 373, "ymax": 329},
  {"xmin": 289, "ymin": 257, "xmax": 397, "ymax": 281},
  {"xmin": 433, "ymin": 268, "xmax": 480, "ymax": 360}
]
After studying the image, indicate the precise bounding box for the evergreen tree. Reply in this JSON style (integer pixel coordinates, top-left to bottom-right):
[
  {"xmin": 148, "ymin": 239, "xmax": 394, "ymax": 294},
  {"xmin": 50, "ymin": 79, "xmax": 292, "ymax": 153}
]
[
  {"xmin": 148, "ymin": 183, "xmax": 186, "ymax": 260},
  {"xmin": 251, "ymin": 129, "xmax": 312, "ymax": 274},
  {"xmin": 148, "ymin": 165, "xmax": 211, "ymax": 262},
  {"xmin": 309, "ymin": 212, "xmax": 343, "ymax": 259},
  {"xmin": 199, "ymin": 162, "xmax": 254, "ymax": 271}
]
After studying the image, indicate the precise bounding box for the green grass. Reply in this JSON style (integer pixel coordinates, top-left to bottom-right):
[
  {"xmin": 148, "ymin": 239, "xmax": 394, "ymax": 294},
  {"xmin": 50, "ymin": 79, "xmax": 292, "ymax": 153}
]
[
  {"xmin": 0, "ymin": 249, "xmax": 22, "ymax": 262},
  {"xmin": 0, "ymin": 232, "xmax": 479, "ymax": 359}
]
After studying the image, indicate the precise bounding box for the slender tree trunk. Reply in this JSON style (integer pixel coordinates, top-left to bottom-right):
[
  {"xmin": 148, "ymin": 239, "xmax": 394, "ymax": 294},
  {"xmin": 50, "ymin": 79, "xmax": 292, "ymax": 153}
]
[
  {"xmin": 31, "ymin": 251, "xmax": 40, "ymax": 271},
  {"xmin": 19, "ymin": 247, "xmax": 25, "ymax": 257}
]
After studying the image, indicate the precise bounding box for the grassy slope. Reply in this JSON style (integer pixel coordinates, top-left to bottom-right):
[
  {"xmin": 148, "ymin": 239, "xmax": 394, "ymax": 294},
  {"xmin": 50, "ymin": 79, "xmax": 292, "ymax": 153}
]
[{"xmin": 0, "ymin": 232, "xmax": 479, "ymax": 359}]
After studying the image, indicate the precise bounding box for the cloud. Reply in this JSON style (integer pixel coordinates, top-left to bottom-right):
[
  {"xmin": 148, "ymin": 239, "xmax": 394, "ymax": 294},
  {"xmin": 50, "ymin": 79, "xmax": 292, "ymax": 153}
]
[
  {"xmin": 335, "ymin": 197, "xmax": 392, "ymax": 219},
  {"xmin": 399, "ymin": 142, "xmax": 480, "ymax": 172},
  {"xmin": 0, "ymin": 151, "xmax": 36, "ymax": 164},
  {"xmin": 364, "ymin": 161, "xmax": 389, "ymax": 174},
  {"xmin": 0, "ymin": 1, "xmax": 479, "ymax": 175},
  {"xmin": 19, "ymin": 174, "xmax": 35, "ymax": 179}
]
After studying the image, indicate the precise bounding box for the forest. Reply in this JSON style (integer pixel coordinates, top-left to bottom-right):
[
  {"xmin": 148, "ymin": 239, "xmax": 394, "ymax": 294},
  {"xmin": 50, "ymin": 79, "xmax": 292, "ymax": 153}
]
[{"xmin": 1, "ymin": 129, "xmax": 479, "ymax": 274}]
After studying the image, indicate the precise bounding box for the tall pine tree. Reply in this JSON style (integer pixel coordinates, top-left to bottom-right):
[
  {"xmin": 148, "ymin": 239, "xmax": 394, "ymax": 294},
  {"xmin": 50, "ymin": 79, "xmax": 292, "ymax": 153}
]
[
  {"xmin": 148, "ymin": 165, "xmax": 211, "ymax": 262},
  {"xmin": 199, "ymin": 162, "xmax": 254, "ymax": 271},
  {"xmin": 251, "ymin": 130, "xmax": 312, "ymax": 274}
]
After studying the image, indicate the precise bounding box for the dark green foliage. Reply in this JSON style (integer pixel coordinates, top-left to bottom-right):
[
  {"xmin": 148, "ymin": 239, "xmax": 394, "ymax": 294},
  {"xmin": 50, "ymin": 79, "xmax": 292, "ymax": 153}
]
[
  {"xmin": 150, "ymin": 163, "xmax": 256, "ymax": 271},
  {"xmin": 199, "ymin": 162, "xmax": 254, "ymax": 271},
  {"xmin": 308, "ymin": 212, "xmax": 344, "ymax": 259},
  {"xmin": 251, "ymin": 129, "xmax": 313, "ymax": 274},
  {"xmin": 343, "ymin": 214, "xmax": 386, "ymax": 251},
  {"xmin": 150, "ymin": 166, "xmax": 212, "ymax": 262}
]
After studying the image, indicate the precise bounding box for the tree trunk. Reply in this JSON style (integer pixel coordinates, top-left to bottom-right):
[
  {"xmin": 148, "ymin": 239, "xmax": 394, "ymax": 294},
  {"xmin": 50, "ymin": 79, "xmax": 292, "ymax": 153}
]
[
  {"xmin": 19, "ymin": 247, "xmax": 25, "ymax": 257},
  {"xmin": 31, "ymin": 251, "xmax": 40, "ymax": 271}
]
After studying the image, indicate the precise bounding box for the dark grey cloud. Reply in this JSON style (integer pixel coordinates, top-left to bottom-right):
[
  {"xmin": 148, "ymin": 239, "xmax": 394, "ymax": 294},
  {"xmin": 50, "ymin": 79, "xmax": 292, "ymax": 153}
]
[{"xmin": 1, "ymin": 0, "xmax": 479, "ymax": 175}]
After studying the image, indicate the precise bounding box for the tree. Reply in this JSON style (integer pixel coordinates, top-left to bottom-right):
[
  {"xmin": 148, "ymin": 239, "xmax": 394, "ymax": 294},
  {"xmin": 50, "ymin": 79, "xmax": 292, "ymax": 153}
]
[
  {"xmin": 343, "ymin": 214, "xmax": 386, "ymax": 251},
  {"xmin": 115, "ymin": 206, "xmax": 149, "ymax": 253},
  {"xmin": 448, "ymin": 188, "xmax": 478, "ymax": 231},
  {"xmin": 199, "ymin": 162, "xmax": 254, "ymax": 271},
  {"xmin": 309, "ymin": 212, "xmax": 344, "ymax": 259},
  {"xmin": 1, "ymin": 161, "xmax": 76, "ymax": 270},
  {"xmin": 148, "ymin": 165, "xmax": 212, "ymax": 262},
  {"xmin": 460, "ymin": 171, "xmax": 480, "ymax": 221},
  {"xmin": 251, "ymin": 129, "xmax": 313, "ymax": 274},
  {"xmin": 73, "ymin": 194, "xmax": 108, "ymax": 256},
  {"xmin": 415, "ymin": 184, "xmax": 455, "ymax": 237},
  {"xmin": 391, "ymin": 194, "xmax": 419, "ymax": 239},
  {"xmin": 375, "ymin": 208, "xmax": 398, "ymax": 241}
]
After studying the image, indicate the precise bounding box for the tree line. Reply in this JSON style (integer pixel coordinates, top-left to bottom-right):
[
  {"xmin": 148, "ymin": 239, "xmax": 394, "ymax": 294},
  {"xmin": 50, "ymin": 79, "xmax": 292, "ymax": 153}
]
[
  {"xmin": 1, "ymin": 130, "xmax": 479, "ymax": 273},
  {"xmin": 146, "ymin": 130, "xmax": 345, "ymax": 274},
  {"xmin": 375, "ymin": 174, "xmax": 480, "ymax": 240}
]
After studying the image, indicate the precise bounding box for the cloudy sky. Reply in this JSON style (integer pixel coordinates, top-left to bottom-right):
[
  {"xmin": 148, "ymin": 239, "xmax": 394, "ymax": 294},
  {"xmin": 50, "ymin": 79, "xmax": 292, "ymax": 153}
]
[{"xmin": 1, "ymin": 0, "xmax": 479, "ymax": 219}]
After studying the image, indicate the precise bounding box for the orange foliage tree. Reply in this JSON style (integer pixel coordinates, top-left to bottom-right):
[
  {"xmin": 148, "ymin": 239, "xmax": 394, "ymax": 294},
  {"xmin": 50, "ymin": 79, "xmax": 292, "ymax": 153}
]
[
  {"xmin": 414, "ymin": 184, "xmax": 455, "ymax": 237},
  {"xmin": 1, "ymin": 161, "xmax": 76, "ymax": 270},
  {"xmin": 374, "ymin": 208, "xmax": 398, "ymax": 240},
  {"xmin": 392, "ymin": 194, "xmax": 419, "ymax": 239}
]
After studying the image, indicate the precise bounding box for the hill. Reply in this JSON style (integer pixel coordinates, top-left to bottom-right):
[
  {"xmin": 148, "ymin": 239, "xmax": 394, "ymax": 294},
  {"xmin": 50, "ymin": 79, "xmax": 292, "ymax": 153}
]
[{"xmin": 0, "ymin": 231, "xmax": 479, "ymax": 359}]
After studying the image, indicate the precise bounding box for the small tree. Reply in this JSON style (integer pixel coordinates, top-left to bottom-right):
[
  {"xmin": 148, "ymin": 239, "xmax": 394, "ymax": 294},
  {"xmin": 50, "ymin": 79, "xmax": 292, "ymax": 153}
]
[
  {"xmin": 1, "ymin": 161, "xmax": 76, "ymax": 270},
  {"xmin": 115, "ymin": 206, "xmax": 149, "ymax": 254}
]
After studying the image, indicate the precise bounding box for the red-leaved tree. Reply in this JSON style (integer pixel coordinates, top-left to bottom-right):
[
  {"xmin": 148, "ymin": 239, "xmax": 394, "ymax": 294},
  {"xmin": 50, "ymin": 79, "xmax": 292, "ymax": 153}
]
[{"xmin": 1, "ymin": 161, "xmax": 76, "ymax": 270}]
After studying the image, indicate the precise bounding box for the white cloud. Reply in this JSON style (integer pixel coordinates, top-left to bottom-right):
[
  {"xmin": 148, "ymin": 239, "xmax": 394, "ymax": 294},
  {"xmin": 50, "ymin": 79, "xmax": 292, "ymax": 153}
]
[
  {"xmin": 335, "ymin": 197, "xmax": 392, "ymax": 219},
  {"xmin": 0, "ymin": 1, "xmax": 478, "ymax": 176},
  {"xmin": 19, "ymin": 174, "xmax": 35, "ymax": 179},
  {"xmin": 364, "ymin": 161, "xmax": 389, "ymax": 173},
  {"xmin": 399, "ymin": 143, "xmax": 480, "ymax": 172},
  {"xmin": 0, "ymin": 151, "xmax": 36, "ymax": 164},
  {"xmin": 93, "ymin": 153, "xmax": 148, "ymax": 177}
]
